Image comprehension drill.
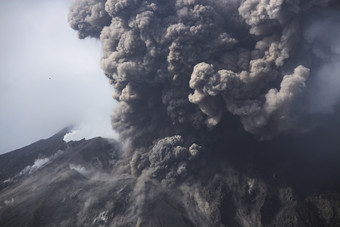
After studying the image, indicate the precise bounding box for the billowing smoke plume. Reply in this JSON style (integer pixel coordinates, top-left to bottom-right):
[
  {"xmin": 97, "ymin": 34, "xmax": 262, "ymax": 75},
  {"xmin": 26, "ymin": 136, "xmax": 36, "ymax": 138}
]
[
  {"xmin": 68, "ymin": 0, "xmax": 340, "ymax": 226},
  {"xmin": 68, "ymin": 0, "xmax": 111, "ymax": 39}
]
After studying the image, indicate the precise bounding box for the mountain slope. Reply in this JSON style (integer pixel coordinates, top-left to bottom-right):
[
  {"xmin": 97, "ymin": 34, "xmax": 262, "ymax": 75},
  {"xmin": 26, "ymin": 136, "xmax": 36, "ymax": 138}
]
[
  {"xmin": 0, "ymin": 129, "xmax": 121, "ymax": 227},
  {"xmin": 0, "ymin": 127, "xmax": 70, "ymax": 185},
  {"xmin": 0, "ymin": 129, "xmax": 340, "ymax": 227}
]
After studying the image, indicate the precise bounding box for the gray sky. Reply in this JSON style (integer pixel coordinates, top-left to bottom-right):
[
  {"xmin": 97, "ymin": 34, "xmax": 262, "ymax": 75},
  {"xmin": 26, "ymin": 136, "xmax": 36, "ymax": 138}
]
[{"xmin": 0, "ymin": 0, "xmax": 116, "ymax": 154}]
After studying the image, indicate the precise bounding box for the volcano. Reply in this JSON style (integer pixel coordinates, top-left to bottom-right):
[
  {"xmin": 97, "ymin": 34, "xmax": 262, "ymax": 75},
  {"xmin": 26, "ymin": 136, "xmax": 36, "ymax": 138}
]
[{"xmin": 0, "ymin": 128, "xmax": 339, "ymax": 226}]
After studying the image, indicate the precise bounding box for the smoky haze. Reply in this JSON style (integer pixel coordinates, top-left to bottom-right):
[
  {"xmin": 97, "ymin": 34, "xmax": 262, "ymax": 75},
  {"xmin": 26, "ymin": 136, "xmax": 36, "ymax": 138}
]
[{"xmin": 67, "ymin": 0, "xmax": 340, "ymax": 225}]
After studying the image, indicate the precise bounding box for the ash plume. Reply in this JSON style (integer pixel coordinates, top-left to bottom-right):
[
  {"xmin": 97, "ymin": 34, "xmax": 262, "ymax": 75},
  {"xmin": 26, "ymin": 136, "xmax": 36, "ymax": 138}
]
[
  {"xmin": 68, "ymin": 0, "xmax": 111, "ymax": 39},
  {"xmin": 68, "ymin": 0, "xmax": 340, "ymax": 226}
]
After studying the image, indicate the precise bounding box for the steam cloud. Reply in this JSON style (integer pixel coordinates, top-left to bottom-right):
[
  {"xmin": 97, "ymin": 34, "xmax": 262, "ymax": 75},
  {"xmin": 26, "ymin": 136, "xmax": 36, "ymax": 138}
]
[{"xmin": 68, "ymin": 0, "xmax": 340, "ymax": 226}]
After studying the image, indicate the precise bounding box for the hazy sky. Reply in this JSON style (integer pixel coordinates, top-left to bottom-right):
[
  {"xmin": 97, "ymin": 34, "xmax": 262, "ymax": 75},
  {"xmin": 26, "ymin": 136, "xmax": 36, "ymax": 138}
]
[{"xmin": 0, "ymin": 0, "xmax": 117, "ymax": 154}]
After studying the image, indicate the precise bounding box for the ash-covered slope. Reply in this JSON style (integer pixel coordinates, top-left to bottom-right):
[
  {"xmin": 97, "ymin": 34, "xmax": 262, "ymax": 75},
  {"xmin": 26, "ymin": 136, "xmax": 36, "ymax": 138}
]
[
  {"xmin": 0, "ymin": 128, "xmax": 122, "ymax": 227},
  {"xmin": 0, "ymin": 128, "xmax": 340, "ymax": 227},
  {"xmin": 0, "ymin": 127, "xmax": 70, "ymax": 185}
]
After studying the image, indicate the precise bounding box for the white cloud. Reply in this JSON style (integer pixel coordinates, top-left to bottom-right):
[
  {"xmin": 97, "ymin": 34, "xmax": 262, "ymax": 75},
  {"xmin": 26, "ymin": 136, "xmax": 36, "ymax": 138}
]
[
  {"xmin": 69, "ymin": 164, "xmax": 93, "ymax": 177},
  {"xmin": 4, "ymin": 198, "xmax": 15, "ymax": 205}
]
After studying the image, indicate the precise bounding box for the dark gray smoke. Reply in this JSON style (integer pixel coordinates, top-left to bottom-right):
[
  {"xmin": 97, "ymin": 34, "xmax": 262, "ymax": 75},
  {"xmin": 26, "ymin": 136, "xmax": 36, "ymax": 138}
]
[
  {"xmin": 68, "ymin": 0, "xmax": 111, "ymax": 38},
  {"xmin": 68, "ymin": 0, "xmax": 340, "ymax": 226}
]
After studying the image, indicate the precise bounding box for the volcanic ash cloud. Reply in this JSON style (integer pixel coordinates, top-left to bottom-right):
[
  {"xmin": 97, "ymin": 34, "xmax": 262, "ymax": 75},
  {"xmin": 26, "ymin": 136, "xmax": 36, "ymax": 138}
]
[{"xmin": 68, "ymin": 0, "xmax": 340, "ymax": 225}]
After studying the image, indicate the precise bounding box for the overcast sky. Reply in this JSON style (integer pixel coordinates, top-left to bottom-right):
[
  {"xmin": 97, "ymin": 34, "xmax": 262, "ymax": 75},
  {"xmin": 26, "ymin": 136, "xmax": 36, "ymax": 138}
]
[{"xmin": 0, "ymin": 0, "xmax": 117, "ymax": 154}]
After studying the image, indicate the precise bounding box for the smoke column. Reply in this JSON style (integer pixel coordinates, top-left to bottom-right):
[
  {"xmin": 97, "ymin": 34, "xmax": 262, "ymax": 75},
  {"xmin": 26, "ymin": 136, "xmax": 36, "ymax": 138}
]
[{"xmin": 69, "ymin": 0, "xmax": 340, "ymax": 226}]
